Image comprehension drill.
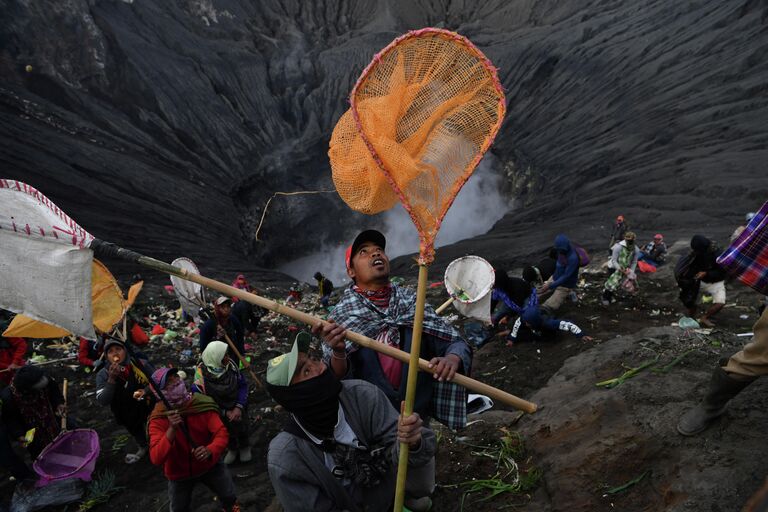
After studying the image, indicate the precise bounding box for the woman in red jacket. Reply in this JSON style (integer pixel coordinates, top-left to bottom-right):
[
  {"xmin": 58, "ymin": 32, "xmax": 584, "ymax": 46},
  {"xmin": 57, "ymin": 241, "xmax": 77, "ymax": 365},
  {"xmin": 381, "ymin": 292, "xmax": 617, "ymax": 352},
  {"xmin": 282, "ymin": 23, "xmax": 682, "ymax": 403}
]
[{"xmin": 148, "ymin": 367, "xmax": 240, "ymax": 512}]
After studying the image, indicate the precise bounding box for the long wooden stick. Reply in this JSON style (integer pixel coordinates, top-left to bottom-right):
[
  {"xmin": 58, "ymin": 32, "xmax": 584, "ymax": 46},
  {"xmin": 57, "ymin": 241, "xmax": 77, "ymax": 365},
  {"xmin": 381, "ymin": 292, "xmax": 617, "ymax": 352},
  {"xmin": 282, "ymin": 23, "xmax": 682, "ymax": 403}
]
[
  {"xmin": 434, "ymin": 296, "xmax": 454, "ymax": 314},
  {"xmin": 0, "ymin": 356, "xmax": 76, "ymax": 373},
  {"xmin": 90, "ymin": 241, "xmax": 537, "ymax": 413},
  {"xmin": 221, "ymin": 331, "xmax": 263, "ymax": 388},
  {"xmin": 393, "ymin": 264, "xmax": 429, "ymax": 512},
  {"xmin": 61, "ymin": 378, "xmax": 68, "ymax": 431}
]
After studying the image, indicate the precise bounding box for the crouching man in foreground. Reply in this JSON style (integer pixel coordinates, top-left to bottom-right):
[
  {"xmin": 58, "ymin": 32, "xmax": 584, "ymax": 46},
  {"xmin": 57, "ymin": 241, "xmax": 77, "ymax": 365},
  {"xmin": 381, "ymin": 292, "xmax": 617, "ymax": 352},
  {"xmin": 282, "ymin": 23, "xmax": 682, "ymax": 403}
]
[{"xmin": 266, "ymin": 332, "xmax": 436, "ymax": 512}]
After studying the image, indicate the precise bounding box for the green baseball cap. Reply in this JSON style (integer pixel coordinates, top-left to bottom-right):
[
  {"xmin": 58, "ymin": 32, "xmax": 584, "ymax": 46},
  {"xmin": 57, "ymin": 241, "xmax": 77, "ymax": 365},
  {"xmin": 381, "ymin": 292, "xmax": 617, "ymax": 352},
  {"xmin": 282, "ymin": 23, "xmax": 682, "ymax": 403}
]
[{"xmin": 266, "ymin": 332, "xmax": 312, "ymax": 387}]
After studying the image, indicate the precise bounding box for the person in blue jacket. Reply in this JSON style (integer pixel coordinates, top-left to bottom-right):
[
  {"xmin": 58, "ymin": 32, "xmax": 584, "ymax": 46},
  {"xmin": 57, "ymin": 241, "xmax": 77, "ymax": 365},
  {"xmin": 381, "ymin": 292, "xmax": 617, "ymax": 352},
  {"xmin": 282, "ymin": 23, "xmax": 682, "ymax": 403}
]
[
  {"xmin": 507, "ymin": 306, "xmax": 593, "ymax": 345},
  {"xmin": 537, "ymin": 234, "xmax": 581, "ymax": 313}
]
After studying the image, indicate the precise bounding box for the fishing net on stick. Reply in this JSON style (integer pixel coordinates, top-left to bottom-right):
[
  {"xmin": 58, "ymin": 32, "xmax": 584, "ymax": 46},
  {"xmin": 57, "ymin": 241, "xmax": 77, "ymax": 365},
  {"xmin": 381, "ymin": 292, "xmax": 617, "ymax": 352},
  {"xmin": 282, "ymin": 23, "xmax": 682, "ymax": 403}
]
[{"xmin": 329, "ymin": 28, "xmax": 506, "ymax": 263}]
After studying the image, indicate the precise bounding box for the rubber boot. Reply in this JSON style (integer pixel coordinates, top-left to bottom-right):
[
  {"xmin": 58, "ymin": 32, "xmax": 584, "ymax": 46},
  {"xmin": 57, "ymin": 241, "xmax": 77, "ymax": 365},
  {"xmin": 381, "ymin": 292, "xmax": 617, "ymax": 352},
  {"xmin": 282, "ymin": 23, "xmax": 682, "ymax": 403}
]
[
  {"xmin": 223, "ymin": 449, "xmax": 237, "ymax": 465},
  {"xmin": 677, "ymin": 366, "xmax": 753, "ymax": 436}
]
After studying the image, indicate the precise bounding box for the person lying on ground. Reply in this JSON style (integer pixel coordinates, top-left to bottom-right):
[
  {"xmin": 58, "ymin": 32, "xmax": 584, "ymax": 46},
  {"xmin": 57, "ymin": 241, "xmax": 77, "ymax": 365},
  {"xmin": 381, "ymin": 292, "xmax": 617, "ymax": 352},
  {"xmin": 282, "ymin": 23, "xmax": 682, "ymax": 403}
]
[
  {"xmin": 639, "ymin": 233, "xmax": 667, "ymax": 265},
  {"xmin": 148, "ymin": 367, "xmax": 240, "ymax": 512},
  {"xmin": 506, "ymin": 306, "xmax": 593, "ymax": 346},
  {"xmin": 193, "ymin": 341, "xmax": 251, "ymax": 465},
  {"xmin": 95, "ymin": 338, "xmax": 155, "ymax": 464},
  {"xmin": 0, "ymin": 334, "xmax": 26, "ymax": 386},
  {"xmin": 602, "ymin": 231, "xmax": 641, "ymax": 305},
  {"xmin": 490, "ymin": 267, "xmax": 537, "ymax": 327},
  {"xmin": 266, "ymin": 332, "xmax": 436, "ymax": 512},
  {"xmin": 675, "ymin": 235, "xmax": 727, "ymax": 328},
  {"xmin": 0, "ymin": 366, "xmax": 68, "ymax": 460},
  {"xmin": 199, "ymin": 297, "xmax": 245, "ymax": 359},
  {"xmin": 537, "ymin": 234, "xmax": 581, "ymax": 313},
  {"xmin": 77, "ymin": 335, "xmax": 104, "ymax": 370},
  {"xmin": 314, "ymin": 272, "xmax": 335, "ymax": 308},
  {"xmin": 315, "ymin": 229, "xmax": 472, "ymax": 430}
]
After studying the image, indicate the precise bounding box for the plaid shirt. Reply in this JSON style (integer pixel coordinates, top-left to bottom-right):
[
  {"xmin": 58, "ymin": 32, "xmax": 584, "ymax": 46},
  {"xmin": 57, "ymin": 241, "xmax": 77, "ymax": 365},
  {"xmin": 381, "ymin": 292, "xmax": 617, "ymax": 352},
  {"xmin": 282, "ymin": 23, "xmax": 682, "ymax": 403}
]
[
  {"xmin": 718, "ymin": 200, "xmax": 768, "ymax": 296},
  {"xmin": 325, "ymin": 283, "xmax": 470, "ymax": 430}
]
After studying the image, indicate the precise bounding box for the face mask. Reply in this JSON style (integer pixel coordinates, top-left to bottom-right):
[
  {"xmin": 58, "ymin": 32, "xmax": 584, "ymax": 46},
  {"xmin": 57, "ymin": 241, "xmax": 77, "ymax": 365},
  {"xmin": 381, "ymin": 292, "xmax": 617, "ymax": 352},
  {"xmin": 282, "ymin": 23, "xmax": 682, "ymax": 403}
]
[{"xmin": 163, "ymin": 379, "xmax": 191, "ymax": 407}]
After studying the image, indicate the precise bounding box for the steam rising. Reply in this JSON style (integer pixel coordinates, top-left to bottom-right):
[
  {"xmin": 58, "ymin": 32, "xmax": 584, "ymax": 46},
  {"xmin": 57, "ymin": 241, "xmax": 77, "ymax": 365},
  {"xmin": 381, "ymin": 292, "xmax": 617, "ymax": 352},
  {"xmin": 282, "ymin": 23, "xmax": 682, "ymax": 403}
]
[{"xmin": 279, "ymin": 154, "xmax": 509, "ymax": 285}]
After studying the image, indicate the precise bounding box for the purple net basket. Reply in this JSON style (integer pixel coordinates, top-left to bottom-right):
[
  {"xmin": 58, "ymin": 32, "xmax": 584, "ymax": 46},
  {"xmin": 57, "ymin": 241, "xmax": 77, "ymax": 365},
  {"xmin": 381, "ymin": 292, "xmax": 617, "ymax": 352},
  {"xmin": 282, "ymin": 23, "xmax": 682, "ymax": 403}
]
[
  {"xmin": 717, "ymin": 201, "xmax": 768, "ymax": 296},
  {"xmin": 33, "ymin": 429, "xmax": 100, "ymax": 487}
]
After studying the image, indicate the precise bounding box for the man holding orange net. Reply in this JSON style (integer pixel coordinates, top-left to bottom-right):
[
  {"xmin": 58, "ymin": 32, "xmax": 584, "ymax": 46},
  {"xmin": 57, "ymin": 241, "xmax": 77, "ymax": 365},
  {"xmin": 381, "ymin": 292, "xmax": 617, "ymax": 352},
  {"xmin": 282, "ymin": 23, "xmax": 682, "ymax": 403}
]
[{"xmin": 314, "ymin": 229, "xmax": 472, "ymax": 510}]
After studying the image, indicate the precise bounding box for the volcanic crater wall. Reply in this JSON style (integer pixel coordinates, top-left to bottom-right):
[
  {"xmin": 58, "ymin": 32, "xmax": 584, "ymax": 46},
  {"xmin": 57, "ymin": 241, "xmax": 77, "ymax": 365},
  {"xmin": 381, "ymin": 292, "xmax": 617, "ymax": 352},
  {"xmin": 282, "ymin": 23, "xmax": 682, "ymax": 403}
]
[{"xmin": 1, "ymin": 0, "xmax": 767, "ymax": 278}]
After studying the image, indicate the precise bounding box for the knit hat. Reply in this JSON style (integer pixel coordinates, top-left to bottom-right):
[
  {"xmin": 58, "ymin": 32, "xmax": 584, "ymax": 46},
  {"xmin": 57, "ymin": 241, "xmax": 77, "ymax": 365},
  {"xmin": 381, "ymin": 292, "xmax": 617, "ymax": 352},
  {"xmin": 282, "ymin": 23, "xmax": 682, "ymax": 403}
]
[
  {"xmin": 624, "ymin": 231, "xmax": 636, "ymax": 241},
  {"xmin": 266, "ymin": 332, "xmax": 312, "ymax": 387},
  {"xmin": 13, "ymin": 365, "xmax": 45, "ymax": 391},
  {"xmin": 654, "ymin": 234, "xmax": 663, "ymax": 240}
]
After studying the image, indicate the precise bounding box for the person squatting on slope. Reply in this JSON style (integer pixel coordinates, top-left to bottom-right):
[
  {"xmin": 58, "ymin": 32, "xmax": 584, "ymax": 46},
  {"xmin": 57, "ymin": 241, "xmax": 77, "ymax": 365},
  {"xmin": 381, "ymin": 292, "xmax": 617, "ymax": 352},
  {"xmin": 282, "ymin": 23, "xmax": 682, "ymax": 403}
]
[
  {"xmin": 602, "ymin": 231, "xmax": 641, "ymax": 306},
  {"xmin": 639, "ymin": 234, "xmax": 668, "ymax": 266},
  {"xmin": 675, "ymin": 235, "xmax": 727, "ymax": 328},
  {"xmin": 313, "ymin": 229, "xmax": 471, "ymax": 510},
  {"xmin": 148, "ymin": 367, "xmax": 240, "ymax": 512},
  {"xmin": 537, "ymin": 234, "xmax": 581, "ymax": 313},
  {"xmin": 0, "ymin": 366, "xmax": 69, "ymax": 460},
  {"xmin": 266, "ymin": 332, "xmax": 435, "ymax": 512},
  {"xmin": 95, "ymin": 338, "xmax": 155, "ymax": 464},
  {"xmin": 193, "ymin": 341, "xmax": 251, "ymax": 465}
]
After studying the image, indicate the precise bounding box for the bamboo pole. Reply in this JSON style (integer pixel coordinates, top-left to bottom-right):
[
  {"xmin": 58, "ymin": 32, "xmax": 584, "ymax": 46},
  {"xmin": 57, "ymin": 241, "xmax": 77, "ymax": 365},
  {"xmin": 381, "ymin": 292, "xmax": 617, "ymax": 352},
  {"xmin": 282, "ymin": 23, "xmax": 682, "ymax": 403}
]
[
  {"xmin": 61, "ymin": 379, "xmax": 68, "ymax": 431},
  {"xmin": 434, "ymin": 296, "xmax": 454, "ymax": 314},
  {"xmin": 221, "ymin": 331, "xmax": 263, "ymax": 388},
  {"xmin": 393, "ymin": 264, "xmax": 429, "ymax": 512},
  {"xmin": 0, "ymin": 356, "xmax": 76, "ymax": 373},
  {"xmin": 130, "ymin": 255, "xmax": 537, "ymax": 414}
]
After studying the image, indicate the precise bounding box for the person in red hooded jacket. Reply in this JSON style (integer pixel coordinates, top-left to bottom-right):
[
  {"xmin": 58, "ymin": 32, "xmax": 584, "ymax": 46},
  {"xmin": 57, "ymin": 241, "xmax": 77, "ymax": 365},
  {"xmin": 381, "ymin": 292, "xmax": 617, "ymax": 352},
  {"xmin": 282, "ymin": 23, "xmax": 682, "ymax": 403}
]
[
  {"xmin": 148, "ymin": 367, "xmax": 240, "ymax": 512},
  {"xmin": 0, "ymin": 335, "xmax": 27, "ymax": 386}
]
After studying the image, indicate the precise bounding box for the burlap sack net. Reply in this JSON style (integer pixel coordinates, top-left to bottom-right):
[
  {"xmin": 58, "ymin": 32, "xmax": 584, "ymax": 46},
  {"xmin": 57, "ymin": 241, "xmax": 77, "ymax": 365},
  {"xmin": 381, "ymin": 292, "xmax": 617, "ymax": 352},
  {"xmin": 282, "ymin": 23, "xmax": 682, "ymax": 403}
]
[{"xmin": 329, "ymin": 28, "xmax": 506, "ymax": 264}]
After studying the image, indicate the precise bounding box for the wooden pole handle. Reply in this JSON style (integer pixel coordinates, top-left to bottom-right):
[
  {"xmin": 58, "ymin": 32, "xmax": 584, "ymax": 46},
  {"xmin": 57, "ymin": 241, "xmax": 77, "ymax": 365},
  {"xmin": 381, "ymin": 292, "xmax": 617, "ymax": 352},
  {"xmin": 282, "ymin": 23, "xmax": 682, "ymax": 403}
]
[
  {"xmin": 61, "ymin": 378, "xmax": 68, "ymax": 431},
  {"xmin": 221, "ymin": 332, "xmax": 263, "ymax": 389},
  {"xmin": 434, "ymin": 296, "xmax": 454, "ymax": 314},
  {"xmin": 135, "ymin": 257, "xmax": 537, "ymax": 414}
]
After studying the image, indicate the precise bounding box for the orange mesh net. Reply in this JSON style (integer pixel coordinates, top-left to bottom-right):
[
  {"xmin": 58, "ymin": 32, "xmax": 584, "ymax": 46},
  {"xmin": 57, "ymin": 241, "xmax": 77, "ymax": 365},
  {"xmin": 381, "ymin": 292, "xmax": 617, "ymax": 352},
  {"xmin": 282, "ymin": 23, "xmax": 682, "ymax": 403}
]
[{"xmin": 329, "ymin": 28, "xmax": 505, "ymax": 263}]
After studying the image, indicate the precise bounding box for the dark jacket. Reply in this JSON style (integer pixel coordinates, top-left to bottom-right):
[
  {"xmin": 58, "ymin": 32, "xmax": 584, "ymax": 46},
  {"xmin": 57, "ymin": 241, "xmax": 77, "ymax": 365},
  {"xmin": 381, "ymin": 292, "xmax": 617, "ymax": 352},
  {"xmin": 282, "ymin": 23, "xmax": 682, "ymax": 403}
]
[
  {"xmin": 95, "ymin": 353, "xmax": 155, "ymax": 431},
  {"xmin": 231, "ymin": 300, "xmax": 261, "ymax": 334},
  {"xmin": 550, "ymin": 234, "xmax": 580, "ymax": 290},
  {"xmin": 199, "ymin": 316, "xmax": 244, "ymax": 358},
  {"xmin": 675, "ymin": 236, "xmax": 726, "ymax": 284}
]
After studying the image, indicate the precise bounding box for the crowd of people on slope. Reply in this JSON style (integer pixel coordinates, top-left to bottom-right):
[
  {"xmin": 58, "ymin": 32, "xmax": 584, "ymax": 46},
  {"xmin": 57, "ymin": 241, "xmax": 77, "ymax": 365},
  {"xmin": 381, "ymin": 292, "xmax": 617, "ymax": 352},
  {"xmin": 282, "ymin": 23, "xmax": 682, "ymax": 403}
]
[{"xmin": 0, "ymin": 206, "xmax": 765, "ymax": 511}]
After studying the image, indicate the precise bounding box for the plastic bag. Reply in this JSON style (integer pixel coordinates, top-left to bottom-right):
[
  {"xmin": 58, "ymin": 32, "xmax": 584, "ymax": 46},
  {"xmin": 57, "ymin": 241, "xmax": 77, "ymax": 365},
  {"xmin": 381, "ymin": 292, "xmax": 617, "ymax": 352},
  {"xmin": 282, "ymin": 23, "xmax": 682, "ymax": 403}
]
[{"xmin": 10, "ymin": 478, "xmax": 84, "ymax": 512}]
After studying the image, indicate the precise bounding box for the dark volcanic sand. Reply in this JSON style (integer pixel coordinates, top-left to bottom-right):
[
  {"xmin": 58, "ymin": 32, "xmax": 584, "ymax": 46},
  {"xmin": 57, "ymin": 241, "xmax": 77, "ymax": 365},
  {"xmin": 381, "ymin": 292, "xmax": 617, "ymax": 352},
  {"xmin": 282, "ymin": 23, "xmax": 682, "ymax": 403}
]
[{"xmin": 2, "ymin": 242, "xmax": 767, "ymax": 511}]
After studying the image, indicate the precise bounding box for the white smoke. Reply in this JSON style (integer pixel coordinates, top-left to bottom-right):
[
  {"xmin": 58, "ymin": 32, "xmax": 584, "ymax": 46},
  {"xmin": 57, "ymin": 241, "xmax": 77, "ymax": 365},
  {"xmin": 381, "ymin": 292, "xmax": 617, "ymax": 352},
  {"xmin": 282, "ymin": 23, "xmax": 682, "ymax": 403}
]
[{"xmin": 278, "ymin": 153, "xmax": 510, "ymax": 286}]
